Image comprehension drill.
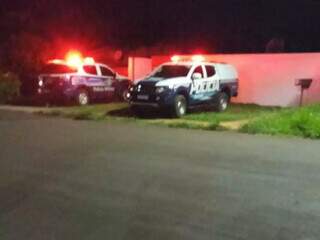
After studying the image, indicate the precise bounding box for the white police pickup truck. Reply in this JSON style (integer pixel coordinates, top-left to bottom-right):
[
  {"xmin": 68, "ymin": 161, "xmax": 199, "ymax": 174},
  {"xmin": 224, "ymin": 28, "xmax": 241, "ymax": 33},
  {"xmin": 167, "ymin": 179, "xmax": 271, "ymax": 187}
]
[
  {"xmin": 38, "ymin": 60, "xmax": 130, "ymax": 105},
  {"xmin": 128, "ymin": 57, "xmax": 238, "ymax": 117}
]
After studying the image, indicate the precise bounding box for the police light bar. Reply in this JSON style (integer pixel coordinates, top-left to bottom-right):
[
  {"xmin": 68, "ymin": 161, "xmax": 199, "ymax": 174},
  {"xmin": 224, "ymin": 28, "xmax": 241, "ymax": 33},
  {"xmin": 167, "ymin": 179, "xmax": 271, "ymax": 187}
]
[
  {"xmin": 83, "ymin": 57, "xmax": 95, "ymax": 65},
  {"xmin": 48, "ymin": 51, "xmax": 95, "ymax": 67},
  {"xmin": 65, "ymin": 51, "xmax": 83, "ymax": 67},
  {"xmin": 191, "ymin": 55, "xmax": 205, "ymax": 62},
  {"xmin": 48, "ymin": 59, "xmax": 65, "ymax": 64},
  {"xmin": 171, "ymin": 55, "xmax": 205, "ymax": 62},
  {"xmin": 171, "ymin": 55, "xmax": 181, "ymax": 62}
]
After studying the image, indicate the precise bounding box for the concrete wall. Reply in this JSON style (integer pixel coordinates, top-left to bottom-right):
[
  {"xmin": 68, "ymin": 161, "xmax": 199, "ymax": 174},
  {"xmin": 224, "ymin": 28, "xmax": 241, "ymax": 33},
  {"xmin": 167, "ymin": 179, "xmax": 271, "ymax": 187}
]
[
  {"xmin": 113, "ymin": 67, "xmax": 128, "ymax": 77},
  {"xmin": 128, "ymin": 57, "xmax": 152, "ymax": 81},
  {"xmin": 152, "ymin": 53, "xmax": 320, "ymax": 107}
]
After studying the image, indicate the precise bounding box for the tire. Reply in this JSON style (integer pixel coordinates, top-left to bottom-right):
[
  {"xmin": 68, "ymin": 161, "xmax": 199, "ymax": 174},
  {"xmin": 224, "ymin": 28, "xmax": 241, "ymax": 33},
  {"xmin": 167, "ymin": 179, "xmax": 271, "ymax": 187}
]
[
  {"xmin": 117, "ymin": 87, "xmax": 129, "ymax": 102},
  {"xmin": 214, "ymin": 92, "xmax": 229, "ymax": 112},
  {"xmin": 172, "ymin": 95, "xmax": 187, "ymax": 118},
  {"xmin": 122, "ymin": 88, "xmax": 130, "ymax": 101},
  {"xmin": 76, "ymin": 89, "xmax": 90, "ymax": 106}
]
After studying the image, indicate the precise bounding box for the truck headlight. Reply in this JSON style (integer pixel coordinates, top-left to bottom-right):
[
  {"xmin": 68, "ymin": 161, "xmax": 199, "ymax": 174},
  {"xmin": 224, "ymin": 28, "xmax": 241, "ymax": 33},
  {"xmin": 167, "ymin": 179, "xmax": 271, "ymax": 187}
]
[
  {"xmin": 38, "ymin": 80, "xmax": 43, "ymax": 87},
  {"xmin": 155, "ymin": 86, "xmax": 169, "ymax": 94}
]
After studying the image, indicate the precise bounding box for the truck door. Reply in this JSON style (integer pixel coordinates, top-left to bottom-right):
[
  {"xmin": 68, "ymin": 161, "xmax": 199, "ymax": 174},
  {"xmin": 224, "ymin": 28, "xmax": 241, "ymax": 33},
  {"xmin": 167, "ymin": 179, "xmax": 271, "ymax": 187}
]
[
  {"xmin": 82, "ymin": 65, "xmax": 105, "ymax": 99},
  {"xmin": 189, "ymin": 64, "xmax": 207, "ymax": 104},
  {"xmin": 99, "ymin": 66, "xmax": 117, "ymax": 99},
  {"xmin": 204, "ymin": 65, "xmax": 220, "ymax": 99}
]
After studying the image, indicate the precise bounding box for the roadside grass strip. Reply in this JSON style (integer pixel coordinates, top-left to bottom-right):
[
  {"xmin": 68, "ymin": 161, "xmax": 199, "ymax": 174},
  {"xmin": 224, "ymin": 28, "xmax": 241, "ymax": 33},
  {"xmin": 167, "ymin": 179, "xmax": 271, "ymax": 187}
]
[
  {"xmin": 241, "ymin": 104, "xmax": 320, "ymax": 139},
  {"xmin": 147, "ymin": 119, "xmax": 222, "ymax": 131},
  {"xmin": 34, "ymin": 102, "xmax": 320, "ymax": 139}
]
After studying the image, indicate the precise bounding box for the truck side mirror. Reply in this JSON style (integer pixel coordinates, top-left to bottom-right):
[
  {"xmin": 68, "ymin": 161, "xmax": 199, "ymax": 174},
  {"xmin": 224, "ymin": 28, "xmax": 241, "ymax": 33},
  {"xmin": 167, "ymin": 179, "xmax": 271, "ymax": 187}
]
[{"xmin": 192, "ymin": 72, "xmax": 202, "ymax": 80}]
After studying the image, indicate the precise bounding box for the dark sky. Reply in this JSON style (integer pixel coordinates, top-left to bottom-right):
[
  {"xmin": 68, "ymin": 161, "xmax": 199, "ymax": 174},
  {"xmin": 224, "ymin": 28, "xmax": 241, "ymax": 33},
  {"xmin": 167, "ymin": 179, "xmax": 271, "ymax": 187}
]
[{"xmin": 1, "ymin": 0, "xmax": 320, "ymax": 53}]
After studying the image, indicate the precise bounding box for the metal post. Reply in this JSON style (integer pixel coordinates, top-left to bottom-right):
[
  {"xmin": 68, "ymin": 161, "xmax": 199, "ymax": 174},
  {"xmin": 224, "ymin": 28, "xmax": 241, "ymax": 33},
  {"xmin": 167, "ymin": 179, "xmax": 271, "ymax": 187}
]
[
  {"xmin": 299, "ymin": 87, "xmax": 304, "ymax": 107},
  {"xmin": 295, "ymin": 79, "xmax": 312, "ymax": 107}
]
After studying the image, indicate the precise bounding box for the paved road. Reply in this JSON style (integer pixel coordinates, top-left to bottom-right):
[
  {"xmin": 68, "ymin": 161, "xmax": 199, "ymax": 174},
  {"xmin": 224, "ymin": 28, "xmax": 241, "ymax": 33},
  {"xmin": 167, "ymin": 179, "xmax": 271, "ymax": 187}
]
[{"xmin": 1, "ymin": 110, "xmax": 320, "ymax": 240}]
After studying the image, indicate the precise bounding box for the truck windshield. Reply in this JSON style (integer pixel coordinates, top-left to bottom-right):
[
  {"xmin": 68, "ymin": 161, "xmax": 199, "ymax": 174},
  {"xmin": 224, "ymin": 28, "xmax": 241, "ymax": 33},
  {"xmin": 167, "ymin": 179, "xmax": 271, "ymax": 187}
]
[
  {"xmin": 150, "ymin": 65, "xmax": 191, "ymax": 78},
  {"xmin": 41, "ymin": 64, "xmax": 77, "ymax": 74}
]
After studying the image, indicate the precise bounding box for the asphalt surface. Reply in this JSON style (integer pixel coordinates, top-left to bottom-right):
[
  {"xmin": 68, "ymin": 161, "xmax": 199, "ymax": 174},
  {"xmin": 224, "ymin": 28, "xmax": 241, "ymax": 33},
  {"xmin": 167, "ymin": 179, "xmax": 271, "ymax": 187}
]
[{"xmin": 1, "ymin": 110, "xmax": 320, "ymax": 240}]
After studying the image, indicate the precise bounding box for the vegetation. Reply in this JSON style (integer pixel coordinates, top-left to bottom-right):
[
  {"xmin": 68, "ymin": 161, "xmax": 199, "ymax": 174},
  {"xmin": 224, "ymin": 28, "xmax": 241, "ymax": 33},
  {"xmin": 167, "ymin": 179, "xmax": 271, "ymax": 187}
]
[
  {"xmin": 37, "ymin": 103, "xmax": 129, "ymax": 121},
  {"xmin": 37, "ymin": 103, "xmax": 272, "ymax": 130},
  {"xmin": 36, "ymin": 102, "xmax": 320, "ymax": 139},
  {"xmin": 185, "ymin": 104, "xmax": 279, "ymax": 123},
  {"xmin": 0, "ymin": 72, "xmax": 21, "ymax": 103},
  {"xmin": 37, "ymin": 103, "xmax": 225, "ymax": 131},
  {"xmin": 241, "ymin": 105, "xmax": 320, "ymax": 139}
]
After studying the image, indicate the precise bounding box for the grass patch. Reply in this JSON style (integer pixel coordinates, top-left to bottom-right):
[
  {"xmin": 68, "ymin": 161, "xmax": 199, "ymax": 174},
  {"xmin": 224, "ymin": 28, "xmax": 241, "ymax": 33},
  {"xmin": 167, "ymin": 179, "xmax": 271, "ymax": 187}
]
[
  {"xmin": 37, "ymin": 103, "xmax": 129, "ymax": 121},
  {"xmin": 148, "ymin": 118, "xmax": 221, "ymax": 131},
  {"xmin": 37, "ymin": 110, "xmax": 62, "ymax": 117},
  {"xmin": 184, "ymin": 104, "xmax": 279, "ymax": 123},
  {"xmin": 36, "ymin": 102, "xmax": 278, "ymax": 132},
  {"xmin": 241, "ymin": 104, "xmax": 320, "ymax": 139},
  {"xmin": 35, "ymin": 102, "xmax": 320, "ymax": 139}
]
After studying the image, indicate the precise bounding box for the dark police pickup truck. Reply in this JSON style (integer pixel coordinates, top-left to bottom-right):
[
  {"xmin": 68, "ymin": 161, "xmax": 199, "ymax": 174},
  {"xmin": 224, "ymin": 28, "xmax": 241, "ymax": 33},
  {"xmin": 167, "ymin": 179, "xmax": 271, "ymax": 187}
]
[
  {"xmin": 128, "ymin": 58, "xmax": 238, "ymax": 117},
  {"xmin": 38, "ymin": 60, "xmax": 130, "ymax": 105}
]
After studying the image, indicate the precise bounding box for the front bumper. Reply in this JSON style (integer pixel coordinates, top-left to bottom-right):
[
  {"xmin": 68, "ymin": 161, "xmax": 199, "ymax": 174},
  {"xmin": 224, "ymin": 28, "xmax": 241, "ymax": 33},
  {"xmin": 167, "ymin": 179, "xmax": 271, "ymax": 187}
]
[
  {"xmin": 129, "ymin": 89, "xmax": 175, "ymax": 108},
  {"xmin": 129, "ymin": 101, "xmax": 159, "ymax": 108}
]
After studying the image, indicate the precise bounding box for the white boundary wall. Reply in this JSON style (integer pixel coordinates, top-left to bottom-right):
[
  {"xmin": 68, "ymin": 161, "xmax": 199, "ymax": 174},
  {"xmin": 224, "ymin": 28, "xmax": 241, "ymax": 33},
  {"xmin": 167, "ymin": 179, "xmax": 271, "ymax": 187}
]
[{"xmin": 128, "ymin": 57, "xmax": 152, "ymax": 82}]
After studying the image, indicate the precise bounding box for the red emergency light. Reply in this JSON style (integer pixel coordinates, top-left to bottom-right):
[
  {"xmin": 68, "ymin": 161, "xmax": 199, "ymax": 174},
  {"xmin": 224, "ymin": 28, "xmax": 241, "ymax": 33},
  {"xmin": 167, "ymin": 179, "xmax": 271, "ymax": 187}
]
[
  {"xmin": 191, "ymin": 55, "xmax": 205, "ymax": 62},
  {"xmin": 48, "ymin": 51, "xmax": 95, "ymax": 67},
  {"xmin": 171, "ymin": 55, "xmax": 206, "ymax": 62},
  {"xmin": 65, "ymin": 50, "xmax": 83, "ymax": 67},
  {"xmin": 48, "ymin": 59, "xmax": 65, "ymax": 64},
  {"xmin": 83, "ymin": 57, "xmax": 95, "ymax": 65},
  {"xmin": 171, "ymin": 55, "xmax": 181, "ymax": 62}
]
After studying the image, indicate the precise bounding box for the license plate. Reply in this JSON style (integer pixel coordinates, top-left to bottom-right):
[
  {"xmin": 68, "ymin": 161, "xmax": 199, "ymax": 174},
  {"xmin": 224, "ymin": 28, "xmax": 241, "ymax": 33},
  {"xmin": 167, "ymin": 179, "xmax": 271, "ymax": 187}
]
[{"xmin": 137, "ymin": 95, "xmax": 149, "ymax": 100}]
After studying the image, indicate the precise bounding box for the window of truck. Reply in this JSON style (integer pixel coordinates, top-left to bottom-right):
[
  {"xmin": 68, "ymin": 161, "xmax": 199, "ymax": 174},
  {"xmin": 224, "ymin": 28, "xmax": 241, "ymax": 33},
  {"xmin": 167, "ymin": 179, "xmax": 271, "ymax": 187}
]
[
  {"xmin": 42, "ymin": 64, "xmax": 77, "ymax": 74},
  {"xmin": 150, "ymin": 65, "xmax": 191, "ymax": 78}
]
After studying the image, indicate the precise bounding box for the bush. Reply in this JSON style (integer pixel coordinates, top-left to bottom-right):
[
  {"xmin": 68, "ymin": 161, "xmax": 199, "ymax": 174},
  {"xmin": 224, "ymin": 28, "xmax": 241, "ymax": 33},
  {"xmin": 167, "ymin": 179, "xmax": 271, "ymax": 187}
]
[{"xmin": 0, "ymin": 72, "xmax": 21, "ymax": 103}]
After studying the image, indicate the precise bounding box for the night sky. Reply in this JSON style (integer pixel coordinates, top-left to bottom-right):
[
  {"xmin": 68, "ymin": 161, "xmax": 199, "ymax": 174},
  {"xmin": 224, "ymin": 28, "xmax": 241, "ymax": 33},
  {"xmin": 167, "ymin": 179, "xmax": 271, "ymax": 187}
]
[{"xmin": 1, "ymin": 0, "xmax": 320, "ymax": 55}]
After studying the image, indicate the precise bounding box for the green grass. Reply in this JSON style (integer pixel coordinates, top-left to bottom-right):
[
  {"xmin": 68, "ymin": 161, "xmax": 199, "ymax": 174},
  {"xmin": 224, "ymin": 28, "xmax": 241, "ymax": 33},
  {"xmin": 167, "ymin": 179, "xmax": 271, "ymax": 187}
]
[
  {"xmin": 167, "ymin": 121, "xmax": 220, "ymax": 130},
  {"xmin": 36, "ymin": 102, "xmax": 320, "ymax": 139},
  {"xmin": 38, "ymin": 103, "xmax": 275, "ymax": 123},
  {"xmin": 149, "ymin": 118, "xmax": 221, "ymax": 131},
  {"xmin": 37, "ymin": 102, "xmax": 274, "ymax": 130},
  {"xmin": 37, "ymin": 103, "xmax": 129, "ymax": 121},
  {"xmin": 184, "ymin": 104, "xmax": 279, "ymax": 123},
  {"xmin": 241, "ymin": 104, "xmax": 320, "ymax": 139}
]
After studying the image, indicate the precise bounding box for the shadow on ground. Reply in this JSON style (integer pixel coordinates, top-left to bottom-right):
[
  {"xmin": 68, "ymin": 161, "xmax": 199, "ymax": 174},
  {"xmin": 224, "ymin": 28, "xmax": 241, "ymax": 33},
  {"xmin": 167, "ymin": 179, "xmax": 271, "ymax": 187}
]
[
  {"xmin": 107, "ymin": 107, "xmax": 171, "ymax": 119},
  {"xmin": 107, "ymin": 105, "xmax": 217, "ymax": 120}
]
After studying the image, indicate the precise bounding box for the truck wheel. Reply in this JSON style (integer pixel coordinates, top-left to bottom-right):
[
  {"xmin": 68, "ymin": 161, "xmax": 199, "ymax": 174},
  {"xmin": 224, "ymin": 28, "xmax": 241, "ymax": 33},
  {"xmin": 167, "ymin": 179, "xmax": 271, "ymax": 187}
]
[
  {"xmin": 172, "ymin": 95, "xmax": 187, "ymax": 118},
  {"xmin": 214, "ymin": 92, "xmax": 229, "ymax": 112},
  {"xmin": 122, "ymin": 88, "xmax": 130, "ymax": 101},
  {"xmin": 117, "ymin": 87, "xmax": 129, "ymax": 102},
  {"xmin": 76, "ymin": 89, "xmax": 90, "ymax": 106}
]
